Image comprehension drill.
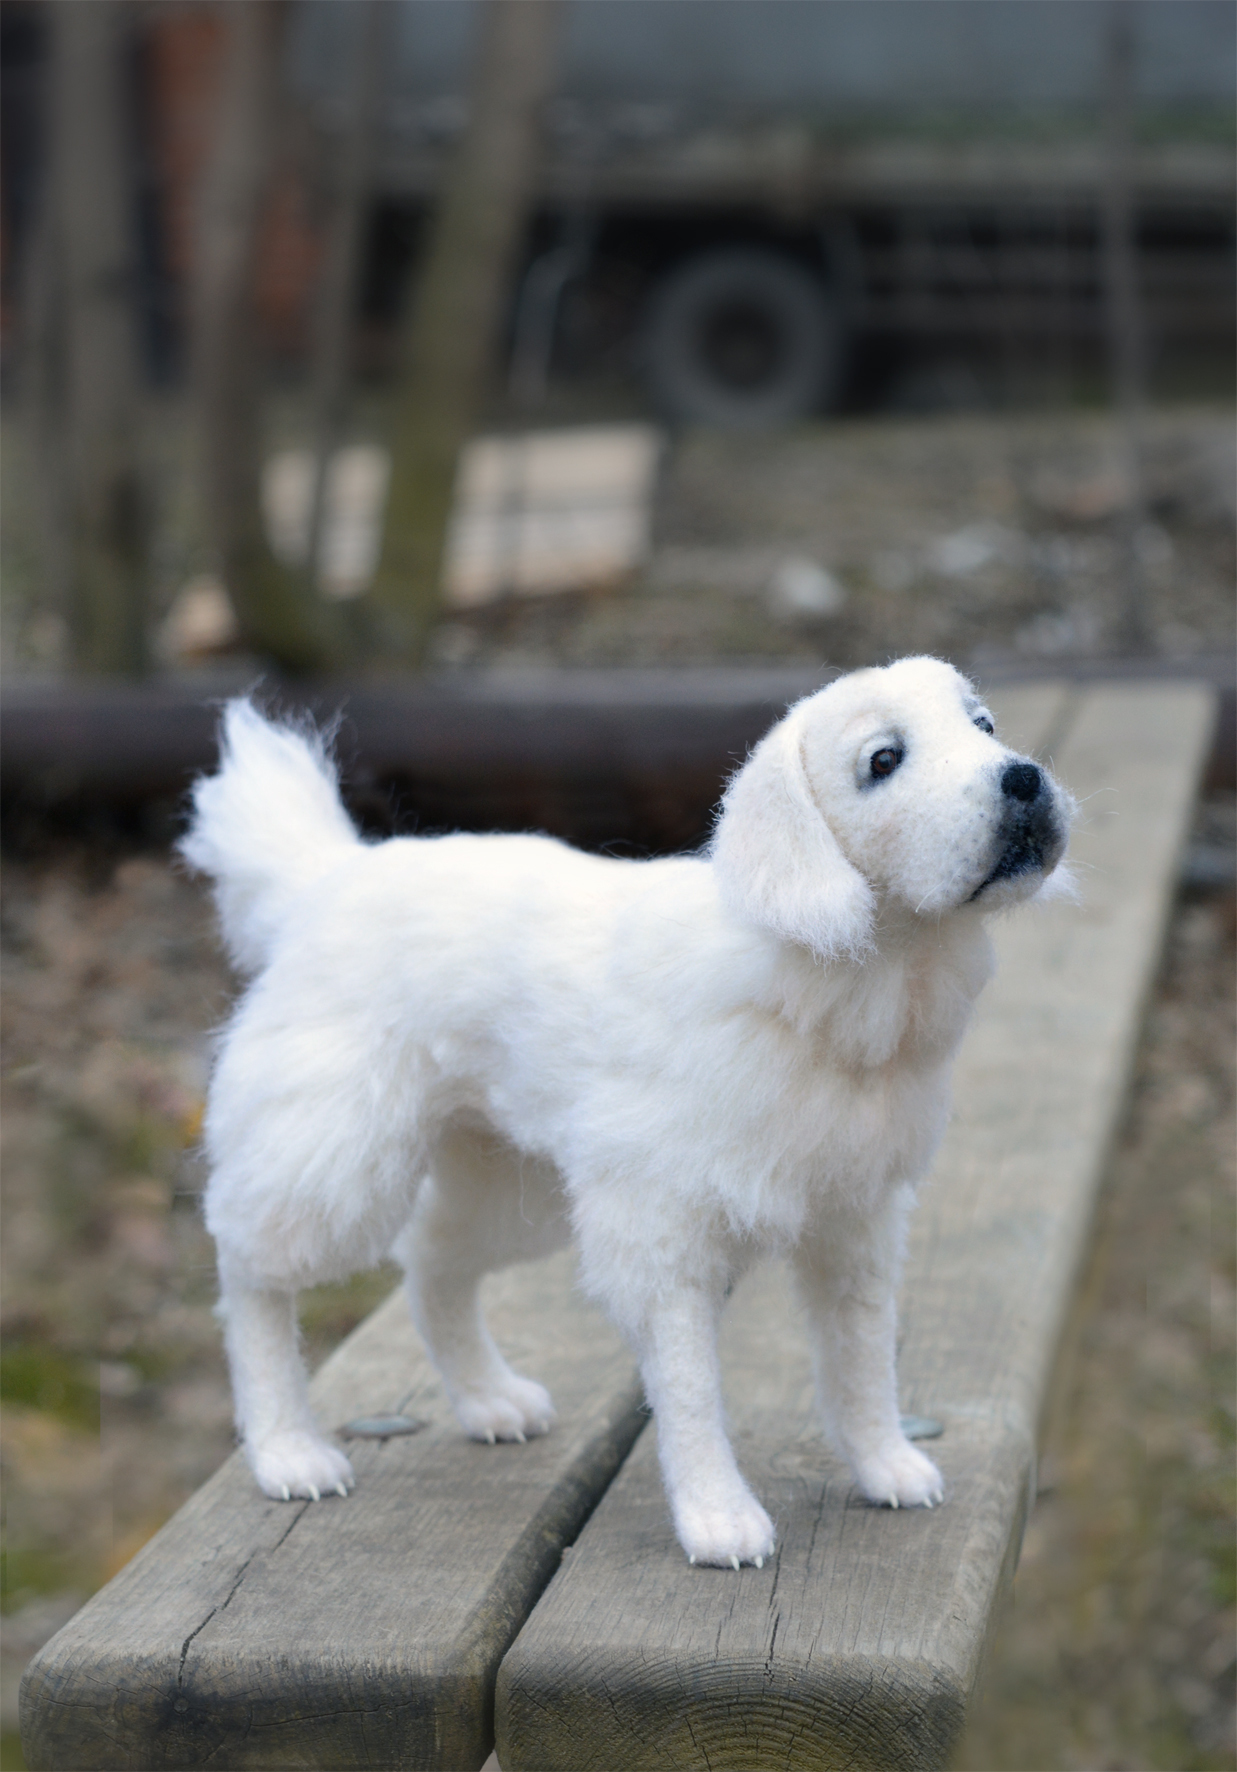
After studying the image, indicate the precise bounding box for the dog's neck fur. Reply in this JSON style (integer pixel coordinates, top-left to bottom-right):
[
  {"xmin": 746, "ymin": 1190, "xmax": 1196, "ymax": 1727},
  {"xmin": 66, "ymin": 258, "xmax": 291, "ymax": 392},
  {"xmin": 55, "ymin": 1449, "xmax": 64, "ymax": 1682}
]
[{"xmin": 760, "ymin": 902, "xmax": 995, "ymax": 1072}]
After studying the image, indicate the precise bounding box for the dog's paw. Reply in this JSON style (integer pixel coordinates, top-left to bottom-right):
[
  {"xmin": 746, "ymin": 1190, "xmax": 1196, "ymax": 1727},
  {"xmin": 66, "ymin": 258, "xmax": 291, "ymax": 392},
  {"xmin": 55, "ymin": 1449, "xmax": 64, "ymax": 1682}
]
[
  {"xmin": 454, "ymin": 1374, "xmax": 556, "ymax": 1445},
  {"xmin": 675, "ymin": 1490, "xmax": 776, "ymax": 1570},
  {"xmin": 854, "ymin": 1439, "xmax": 944, "ymax": 1510},
  {"xmin": 249, "ymin": 1430, "xmax": 356, "ymax": 1502}
]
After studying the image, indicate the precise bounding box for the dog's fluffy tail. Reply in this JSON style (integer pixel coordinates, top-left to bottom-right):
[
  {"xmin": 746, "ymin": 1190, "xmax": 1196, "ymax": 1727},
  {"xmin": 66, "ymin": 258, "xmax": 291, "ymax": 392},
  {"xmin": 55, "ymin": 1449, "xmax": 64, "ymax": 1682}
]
[{"xmin": 181, "ymin": 700, "xmax": 360, "ymax": 975}]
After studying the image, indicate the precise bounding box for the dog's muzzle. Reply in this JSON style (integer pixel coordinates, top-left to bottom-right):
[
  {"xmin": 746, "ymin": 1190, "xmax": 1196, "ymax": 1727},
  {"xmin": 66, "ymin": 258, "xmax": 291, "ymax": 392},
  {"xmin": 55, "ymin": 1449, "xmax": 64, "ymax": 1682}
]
[{"xmin": 970, "ymin": 760, "xmax": 1065, "ymax": 899}]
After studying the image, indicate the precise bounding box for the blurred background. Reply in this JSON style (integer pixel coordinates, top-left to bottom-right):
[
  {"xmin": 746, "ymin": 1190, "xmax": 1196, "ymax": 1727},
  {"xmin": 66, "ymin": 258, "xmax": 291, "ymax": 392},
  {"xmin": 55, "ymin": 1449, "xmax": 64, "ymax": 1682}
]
[
  {"xmin": 1, "ymin": 0, "xmax": 1234, "ymax": 681},
  {"xmin": 0, "ymin": 4, "xmax": 1233, "ymax": 1768}
]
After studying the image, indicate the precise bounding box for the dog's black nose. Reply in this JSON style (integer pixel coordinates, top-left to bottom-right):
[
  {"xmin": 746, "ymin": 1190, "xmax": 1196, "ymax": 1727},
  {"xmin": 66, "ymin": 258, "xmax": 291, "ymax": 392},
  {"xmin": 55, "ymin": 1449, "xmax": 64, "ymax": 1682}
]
[{"xmin": 1001, "ymin": 761, "xmax": 1043, "ymax": 804}]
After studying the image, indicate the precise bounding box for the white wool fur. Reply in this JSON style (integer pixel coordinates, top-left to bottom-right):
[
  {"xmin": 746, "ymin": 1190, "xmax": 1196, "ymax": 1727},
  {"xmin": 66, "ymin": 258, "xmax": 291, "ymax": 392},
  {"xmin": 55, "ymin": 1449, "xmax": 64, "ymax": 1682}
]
[
  {"xmin": 180, "ymin": 700, "xmax": 359, "ymax": 975},
  {"xmin": 184, "ymin": 657, "xmax": 1072, "ymax": 1563}
]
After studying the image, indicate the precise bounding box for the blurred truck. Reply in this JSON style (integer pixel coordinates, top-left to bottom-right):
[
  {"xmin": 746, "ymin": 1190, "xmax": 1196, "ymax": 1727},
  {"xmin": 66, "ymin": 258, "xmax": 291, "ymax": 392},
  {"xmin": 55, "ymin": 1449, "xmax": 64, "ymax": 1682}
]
[
  {"xmin": 3, "ymin": 0, "xmax": 1232, "ymax": 419},
  {"xmin": 291, "ymin": 0, "xmax": 1235, "ymax": 421}
]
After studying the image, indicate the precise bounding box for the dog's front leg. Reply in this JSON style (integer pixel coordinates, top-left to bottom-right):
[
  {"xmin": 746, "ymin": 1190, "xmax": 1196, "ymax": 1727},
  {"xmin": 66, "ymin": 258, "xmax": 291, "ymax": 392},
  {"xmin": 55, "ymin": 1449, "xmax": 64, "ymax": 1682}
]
[
  {"xmin": 792, "ymin": 1197, "xmax": 943, "ymax": 1510},
  {"xmin": 639, "ymin": 1289, "xmax": 775, "ymax": 1568}
]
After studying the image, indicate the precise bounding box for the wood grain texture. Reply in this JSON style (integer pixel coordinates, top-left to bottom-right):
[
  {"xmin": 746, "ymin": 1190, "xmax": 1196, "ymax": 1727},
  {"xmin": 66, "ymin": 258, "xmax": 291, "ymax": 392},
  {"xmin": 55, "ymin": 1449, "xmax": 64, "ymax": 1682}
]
[
  {"xmin": 20, "ymin": 1253, "xmax": 647, "ymax": 1771},
  {"xmin": 494, "ymin": 682, "xmax": 1214, "ymax": 1772}
]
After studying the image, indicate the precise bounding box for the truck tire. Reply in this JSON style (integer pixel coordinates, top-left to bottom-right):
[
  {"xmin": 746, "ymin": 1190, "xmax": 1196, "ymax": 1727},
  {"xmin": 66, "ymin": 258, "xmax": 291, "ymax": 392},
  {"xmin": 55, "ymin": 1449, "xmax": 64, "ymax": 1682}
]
[{"xmin": 640, "ymin": 247, "xmax": 842, "ymax": 427}]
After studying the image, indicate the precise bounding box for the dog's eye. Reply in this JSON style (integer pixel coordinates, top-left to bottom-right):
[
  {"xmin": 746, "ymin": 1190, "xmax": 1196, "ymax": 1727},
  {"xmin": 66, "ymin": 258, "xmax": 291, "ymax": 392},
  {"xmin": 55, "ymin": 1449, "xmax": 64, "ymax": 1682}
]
[
  {"xmin": 973, "ymin": 715, "xmax": 995, "ymax": 735},
  {"xmin": 870, "ymin": 747, "xmax": 903, "ymax": 780}
]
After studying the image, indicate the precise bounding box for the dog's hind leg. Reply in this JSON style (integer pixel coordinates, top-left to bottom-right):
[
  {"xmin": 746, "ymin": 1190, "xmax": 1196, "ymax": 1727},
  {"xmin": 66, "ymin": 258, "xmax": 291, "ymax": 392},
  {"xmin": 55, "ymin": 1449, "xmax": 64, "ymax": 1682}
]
[
  {"xmin": 637, "ymin": 1287, "xmax": 775, "ymax": 1569},
  {"xmin": 793, "ymin": 1194, "xmax": 944, "ymax": 1510},
  {"xmin": 218, "ymin": 1261, "xmax": 355, "ymax": 1501},
  {"xmin": 395, "ymin": 1121, "xmax": 565, "ymax": 1444}
]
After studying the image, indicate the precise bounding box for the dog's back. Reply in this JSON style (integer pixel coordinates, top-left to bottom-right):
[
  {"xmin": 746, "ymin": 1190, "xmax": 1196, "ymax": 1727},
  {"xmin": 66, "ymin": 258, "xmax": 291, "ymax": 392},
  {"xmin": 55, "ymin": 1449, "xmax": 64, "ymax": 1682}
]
[{"xmin": 180, "ymin": 702, "xmax": 360, "ymax": 976}]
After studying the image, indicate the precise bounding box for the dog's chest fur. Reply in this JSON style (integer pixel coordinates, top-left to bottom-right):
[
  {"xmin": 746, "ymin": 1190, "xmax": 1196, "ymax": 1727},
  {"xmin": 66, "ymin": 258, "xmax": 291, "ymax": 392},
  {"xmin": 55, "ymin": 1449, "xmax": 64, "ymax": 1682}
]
[
  {"xmin": 697, "ymin": 913, "xmax": 996, "ymax": 1227},
  {"xmin": 513, "ymin": 897, "xmax": 995, "ymax": 1242},
  {"xmin": 773, "ymin": 912, "xmax": 994, "ymax": 1068}
]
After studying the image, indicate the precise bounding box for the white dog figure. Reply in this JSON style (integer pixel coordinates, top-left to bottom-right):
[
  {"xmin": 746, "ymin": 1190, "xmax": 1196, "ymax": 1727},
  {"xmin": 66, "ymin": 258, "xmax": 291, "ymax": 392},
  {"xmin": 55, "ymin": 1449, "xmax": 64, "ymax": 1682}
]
[{"xmin": 182, "ymin": 656, "xmax": 1072, "ymax": 1569}]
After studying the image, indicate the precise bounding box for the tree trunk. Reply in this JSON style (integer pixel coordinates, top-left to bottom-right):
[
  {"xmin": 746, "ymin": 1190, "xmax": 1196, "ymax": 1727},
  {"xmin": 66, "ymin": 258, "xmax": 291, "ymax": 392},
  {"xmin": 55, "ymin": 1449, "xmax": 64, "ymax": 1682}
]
[
  {"xmin": 366, "ymin": 0, "xmax": 567, "ymax": 661},
  {"xmin": 20, "ymin": 161, "xmax": 73, "ymax": 653},
  {"xmin": 193, "ymin": 0, "xmax": 347, "ymax": 675},
  {"xmin": 50, "ymin": 0, "xmax": 148, "ymax": 675},
  {"xmin": 304, "ymin": 0, "xmax": 387, "ymax": 591},
  {"xmin": 1102, "ymin": 0, "xmax": 1150, "ymax": 651}
]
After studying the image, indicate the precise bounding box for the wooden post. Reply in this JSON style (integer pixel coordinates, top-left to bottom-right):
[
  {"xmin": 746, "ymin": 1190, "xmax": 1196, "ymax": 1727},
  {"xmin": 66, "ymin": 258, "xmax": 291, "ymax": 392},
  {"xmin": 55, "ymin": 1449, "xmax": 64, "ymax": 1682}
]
[
  {"xmin": 50, "ymin": 0, "xmax": 148, "ymax": 675},
  {"xmin": 366, "ymin": 0, "xmax": 567, "ymax": 662},
  {"xmin": 192, "ymin": 0, "xmax": 348, "ymax": 675}
]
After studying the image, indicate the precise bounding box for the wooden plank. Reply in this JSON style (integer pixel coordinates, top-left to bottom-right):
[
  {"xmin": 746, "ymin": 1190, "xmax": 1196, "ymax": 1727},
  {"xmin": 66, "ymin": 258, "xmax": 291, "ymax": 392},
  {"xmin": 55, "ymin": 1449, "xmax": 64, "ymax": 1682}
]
[
  {"xmin": 19, "ymin": 1252, "xmax": 647, "ymax": 1771},
  {"xmin": 979, "ymin": 679, "xmax": 1070, "ymax": 759},
  {"xmin": 493, "ymin": 681, "xmax": 1214, "ymax": 1772}
]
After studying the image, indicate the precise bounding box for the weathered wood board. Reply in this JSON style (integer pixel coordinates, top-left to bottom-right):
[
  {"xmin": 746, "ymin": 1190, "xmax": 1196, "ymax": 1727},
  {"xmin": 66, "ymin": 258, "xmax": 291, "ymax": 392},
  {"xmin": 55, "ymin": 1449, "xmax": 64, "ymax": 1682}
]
[
  {"xmin": 493, "ymin": 682, "xmax": 1215, "ymax": 1772},
  {"xmin": 19, "ymin": 1254, "xmax": 647, "ymax": 1771}
]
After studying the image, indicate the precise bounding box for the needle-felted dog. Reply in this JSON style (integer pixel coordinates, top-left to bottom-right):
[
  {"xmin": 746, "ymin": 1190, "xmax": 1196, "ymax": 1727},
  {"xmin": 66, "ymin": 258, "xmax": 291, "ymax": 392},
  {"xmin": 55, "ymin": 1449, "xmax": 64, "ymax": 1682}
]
[{"xmin": 183, "ymin": 656, "xmax": 1072, "ymax": 1568}]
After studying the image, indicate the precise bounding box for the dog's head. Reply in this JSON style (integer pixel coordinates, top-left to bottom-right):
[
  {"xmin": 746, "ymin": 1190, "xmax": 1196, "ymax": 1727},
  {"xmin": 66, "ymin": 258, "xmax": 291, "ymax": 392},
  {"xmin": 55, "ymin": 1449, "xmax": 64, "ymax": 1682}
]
[{"xmin": 712, "ymin": 656, "xmax": 1073, "ymax": 959}]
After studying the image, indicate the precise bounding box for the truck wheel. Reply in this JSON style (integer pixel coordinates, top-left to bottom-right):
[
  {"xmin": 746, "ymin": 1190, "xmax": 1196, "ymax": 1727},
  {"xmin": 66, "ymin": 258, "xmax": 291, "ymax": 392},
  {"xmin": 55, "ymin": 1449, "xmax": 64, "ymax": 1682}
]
[{"xmin": 640, "ymin": 248, "xmax": 842, "ymax": 427}]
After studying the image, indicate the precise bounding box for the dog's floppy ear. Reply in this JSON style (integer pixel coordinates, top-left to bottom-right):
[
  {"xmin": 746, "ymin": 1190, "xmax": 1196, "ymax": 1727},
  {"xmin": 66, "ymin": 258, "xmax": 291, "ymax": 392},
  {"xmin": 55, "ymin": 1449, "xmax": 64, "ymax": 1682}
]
[{"xmin": 711, "ymin": 710, "xmax": 874, "ymax": 960}]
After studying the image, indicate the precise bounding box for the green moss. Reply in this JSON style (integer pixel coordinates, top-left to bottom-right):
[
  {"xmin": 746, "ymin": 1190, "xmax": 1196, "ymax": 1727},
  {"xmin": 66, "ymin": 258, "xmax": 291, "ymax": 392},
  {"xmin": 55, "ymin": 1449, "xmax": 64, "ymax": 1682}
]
[
  {"xmin": 0, "ymin": 1347, "xmax": 100, "ymax": 1435},
  {"xmin": 121, "ymin": 1345, "xmax": 178, "ymax": 1386},
  {"xmin": 1209, "ymin": 1537, "xmax": 1237, "ymax": 1610},
  {"xmin": 1, "ymin": 1727, "xmax": 29, "ymax": 1770},
  {"xmin": 115, "ymin": 1118, "xmax": 161, "ymax": 1176},
  {"xmin": 0, "ymin": 1539, "xmax": 91, "ymax": 1617}
]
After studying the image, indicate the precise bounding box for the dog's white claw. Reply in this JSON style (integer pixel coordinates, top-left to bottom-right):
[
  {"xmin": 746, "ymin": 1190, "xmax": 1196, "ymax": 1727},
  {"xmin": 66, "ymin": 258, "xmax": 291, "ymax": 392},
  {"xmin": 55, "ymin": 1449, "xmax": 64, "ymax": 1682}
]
[
  {"xmin": 455, "ymin": 1377, "xmax": 556, "ymax": 1446},
  {"xmin": 677, "ymin": 1491, "xmax": 774, "ymax": 1571},
  {"xmin": 754, "ymin": 1555, "xmax": 764, "ymax": 1569},
  {"xmin": 858, "ymin": 1443, "xmax": 944, "ymax": 1513},
  {"xmin": 335, "ymin": 1482, "xmax": 349, "ymax": 1498},
  {"xmin": 251, "ymin": 1431, "xmax": 356, "ymax": 1507},
  {"xmin": 689, "ymin": 1555, "xmax": 696, "ymax": 1565}
]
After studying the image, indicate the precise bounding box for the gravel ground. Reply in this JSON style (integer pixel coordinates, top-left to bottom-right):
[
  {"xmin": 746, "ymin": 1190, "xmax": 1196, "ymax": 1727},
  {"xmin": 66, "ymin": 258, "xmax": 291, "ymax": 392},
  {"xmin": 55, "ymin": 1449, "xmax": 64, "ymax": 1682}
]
[
  {"xmin": 1, "ymin": 795, "xmax": 1232, "ymax": 1772},
  {"xmin": 423, "ymin": 406, "xmax": 1235, "ymax": 675},
  {"xmin": 3, "ymin": 405, "xmax": 1233, "ymax": 679}
]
